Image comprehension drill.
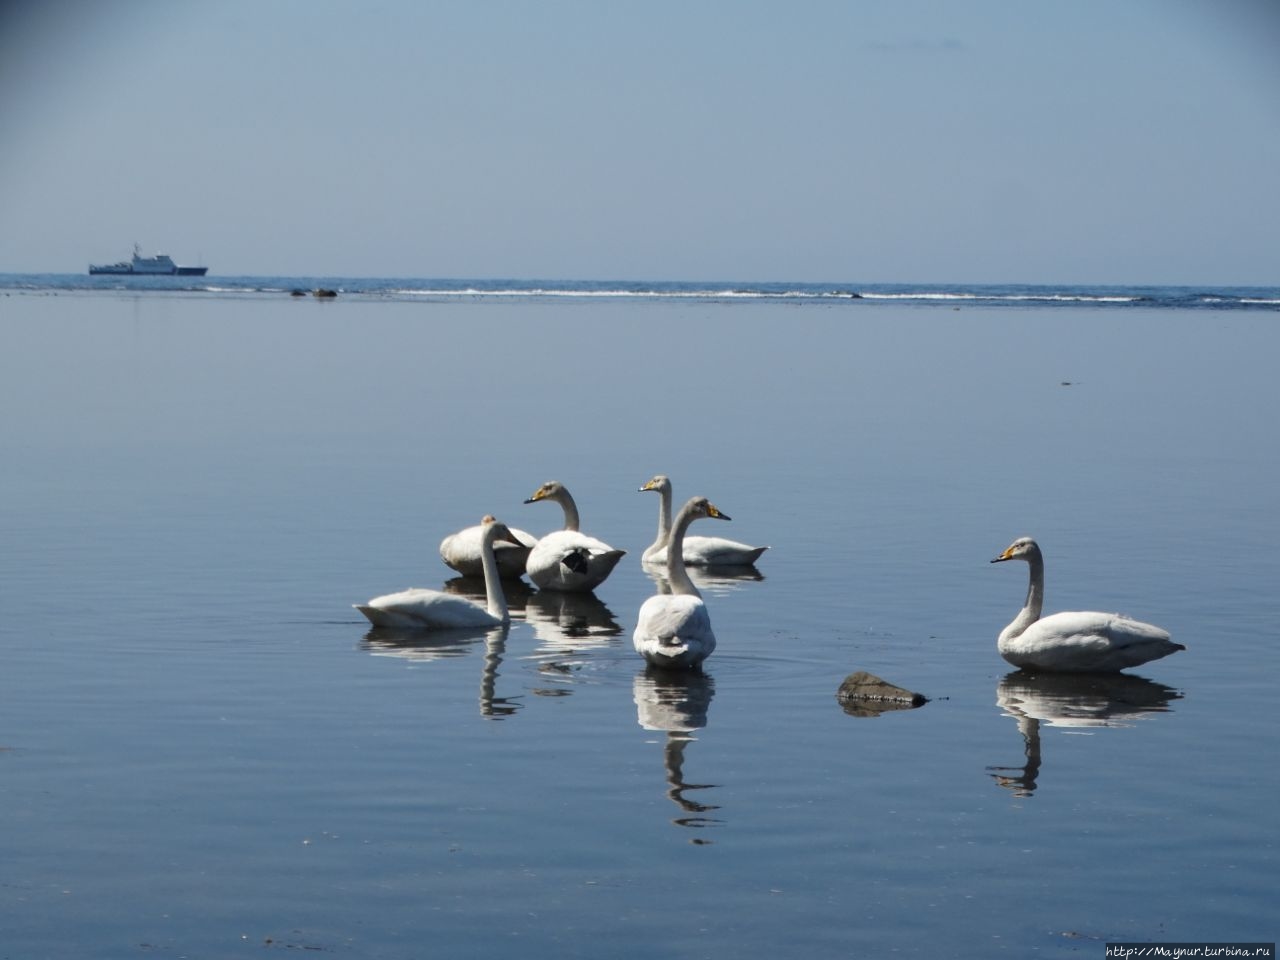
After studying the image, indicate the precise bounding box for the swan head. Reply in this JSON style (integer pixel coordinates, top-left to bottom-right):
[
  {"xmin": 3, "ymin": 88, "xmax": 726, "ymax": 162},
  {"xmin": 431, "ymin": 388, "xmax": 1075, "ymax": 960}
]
[
  {"xmin": 638, "ymin": 474, "xmax": 671, "ymax": 494},
  {"xmin": 481, "ymin": 514, "xmax": 524, "ymax": 546},
  {"xmin": 524, "ymin": 480, "xmax": 566, "ymax": 505},
  {"xmin": 685, "ymin": 496, "xmax": 731, "ymax": 523},
  {"xmin": 991, "ymin": 536, "xmax": 1041, "ymax": 564}
]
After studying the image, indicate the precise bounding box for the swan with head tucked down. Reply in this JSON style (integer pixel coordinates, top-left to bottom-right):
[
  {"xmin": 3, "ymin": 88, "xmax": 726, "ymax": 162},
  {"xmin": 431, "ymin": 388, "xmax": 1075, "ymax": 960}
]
[
  {"xmin": 990, "ymin": 536, "xmax": 1184, "ymax": 673},
  {"xmin": 356, "ymin": 516, "xmax": 522, "ymax": 629},
  {"xmin": 634, "ymin": 496, "xmax": 730, "ymax": 669},
  {"xmin": 639, "ymin": 475, "xmax": 767, "ymax": 567},
  {"xmin": 523, "ymin": 481, "xmax": 626, "ymax": 592},
  {"xmin": 439, "ymin": 521, "xmax": 538, "ymax": 578}
]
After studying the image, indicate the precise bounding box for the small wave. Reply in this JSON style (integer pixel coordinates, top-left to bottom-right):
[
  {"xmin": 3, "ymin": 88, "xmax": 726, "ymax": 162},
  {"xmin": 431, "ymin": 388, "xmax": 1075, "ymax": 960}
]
[
  {"xmin": 3, "ymin": 273, "xmax": 1277, "ymax": 311},
  {"xmin": 389, "ymin": 286, "xmax": 812, "ymax": 300},
  {"xmin": 858, "ymin": 291, "xmax": 1142, "ymax": 304}
]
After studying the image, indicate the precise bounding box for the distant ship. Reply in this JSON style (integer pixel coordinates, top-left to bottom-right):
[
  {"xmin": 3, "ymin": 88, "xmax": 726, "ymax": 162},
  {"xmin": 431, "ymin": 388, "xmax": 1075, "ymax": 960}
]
[{"xmin": 89, "ymin": 244, "xmax": 208, "ymax": 276}]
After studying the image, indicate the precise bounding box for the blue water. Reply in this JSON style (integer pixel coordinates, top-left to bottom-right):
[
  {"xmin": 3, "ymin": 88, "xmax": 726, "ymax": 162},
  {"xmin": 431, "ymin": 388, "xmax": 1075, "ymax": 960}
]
[{"xmin": 0, "ymin": 278, "xmax": 1277, "ymax": 957}]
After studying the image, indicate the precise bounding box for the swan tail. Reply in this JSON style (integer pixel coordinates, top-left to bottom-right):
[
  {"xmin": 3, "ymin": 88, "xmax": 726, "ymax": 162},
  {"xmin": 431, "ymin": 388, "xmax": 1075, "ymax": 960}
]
[
  {"xmin": 658, "ymin": 636, "xmax": 689, "ymax": 655},
  {"xmin": 354, "ymin": 603, "xmax": 383, "ymax": 625}
]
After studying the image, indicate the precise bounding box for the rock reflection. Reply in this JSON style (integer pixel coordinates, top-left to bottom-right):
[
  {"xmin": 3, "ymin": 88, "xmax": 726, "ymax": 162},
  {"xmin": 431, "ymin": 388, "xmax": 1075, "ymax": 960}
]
[
  {"xmin": 642, "ymin": 559, "xmax": 763, "ymax": 597},
  {"xmin": 988, "ymin": 670, "xmax": 1182, "ymax": 797},
  {"xmin": 634, "ymin": 667, "xmax": 722, "ymax": 839},
  {"xmin": 360, "ymin": 624, "xmax": 521, "ymax": 719}
]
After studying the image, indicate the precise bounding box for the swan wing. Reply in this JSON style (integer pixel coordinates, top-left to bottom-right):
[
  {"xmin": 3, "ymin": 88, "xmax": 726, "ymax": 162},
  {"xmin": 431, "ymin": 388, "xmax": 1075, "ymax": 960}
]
[
  {"xmin": 356, "ymin": 587, "xmax": 498, "ymax": 629},
  {"xmin": 440, "ymin": 525, "xmax": 537, "ymax": 577},
  {"xmin": 527, "ymin": 530, "xmax": 626, "ymax": 591},
  {"xmin": 1008, "ymin": 611, "xmax": 1182, "ymax": 672},
  {"xmin": 681, "ymin": 535, "xmax": 768, "ymax": 567},
  {"xmin": 647, "ymin": 535, "xmax": 767, "ymax": 567},
  {"xmin": 633, "ymin": 594, "xmax": 716, "ymax": 667}
]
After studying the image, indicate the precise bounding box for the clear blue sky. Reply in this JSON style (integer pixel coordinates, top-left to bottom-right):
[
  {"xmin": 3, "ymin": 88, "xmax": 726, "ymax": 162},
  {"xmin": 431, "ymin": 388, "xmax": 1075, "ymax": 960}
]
[{"xmin": 1, "ymin": 0, "xmax": 1277, "ymax": 283}]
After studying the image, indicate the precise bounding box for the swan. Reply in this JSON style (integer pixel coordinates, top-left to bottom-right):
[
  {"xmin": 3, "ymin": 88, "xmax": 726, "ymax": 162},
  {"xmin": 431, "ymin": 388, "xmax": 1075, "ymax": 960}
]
[
  {"xmin": 439, "ymin": 521, "xmax": 538, "ymax": 578},
  {"xmin": 639, "ymin": 475, "xmax": 767, "ymax": 566},
  {"xmin": 990, "ymin": 536, "xmax": 1184, "ymax": 672},
  {"xmin": 523, "ymin": 480, "xmax": 626, "ymax": 592},
  {"xmin": 633, "ymin": 496, "xmax": 730, "ymax": 669},
  {"xmin": 356, "ymin": 516, "xmax": 522, "ymax": 629}
]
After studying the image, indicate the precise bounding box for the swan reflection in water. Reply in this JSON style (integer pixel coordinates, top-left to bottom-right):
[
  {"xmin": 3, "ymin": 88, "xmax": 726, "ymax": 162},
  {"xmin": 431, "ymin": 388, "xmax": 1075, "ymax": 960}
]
[
  {"xmin": 633, "ymin": 667, "xmax": 722, "ymax": 839},
  {"xmin": 443, "ymin": 575, "xmax": 534, "ymax": 619},
  {"xmin": 524, "ymin": 589, "xmax": 623, "ymax": 650},
  {"xmin": 360, "ymin": 623, "xmax": 522, "ymax": 719},
  {"xmin": 642, "ymin": 559, "xmax": 764, "ymax": 597},
  {"xmin": 443, "ymin": 575, "xmax": 588, "ymax": 707},
  {"xmin": 988, "ymin": 670, "xmax": 1182, "ymax": 797},
  {"xmin": 515, "ymin": 589, "xmax": 622, "ymax": 696}
]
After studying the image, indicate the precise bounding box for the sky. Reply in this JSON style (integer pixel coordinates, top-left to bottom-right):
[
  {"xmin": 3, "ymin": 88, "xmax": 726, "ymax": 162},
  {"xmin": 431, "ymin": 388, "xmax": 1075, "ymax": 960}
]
[{"xmin": 1, "ymin": 0, "xmax": 1277, "ymax": 283}]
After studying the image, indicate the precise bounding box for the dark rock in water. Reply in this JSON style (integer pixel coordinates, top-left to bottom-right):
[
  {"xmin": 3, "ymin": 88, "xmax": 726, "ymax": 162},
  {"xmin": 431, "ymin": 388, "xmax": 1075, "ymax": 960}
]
[
  {"xmin": 313, "ymin": 288, "xmax": 338, "ymax": 298},
  {"xmin": 290, "ymin": 289, "xmax": 307, "ymax": 297},
  {"xmin": 836, "ymin": 670, "xmax": 928, "ymax": 717}
]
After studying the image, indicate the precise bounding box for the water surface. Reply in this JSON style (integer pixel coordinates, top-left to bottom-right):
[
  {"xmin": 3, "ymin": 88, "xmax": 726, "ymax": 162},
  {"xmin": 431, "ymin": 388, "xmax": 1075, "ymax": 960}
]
[{"xmin": 1, "ymin": 284, "xmax": 1276, "ymax": 957}]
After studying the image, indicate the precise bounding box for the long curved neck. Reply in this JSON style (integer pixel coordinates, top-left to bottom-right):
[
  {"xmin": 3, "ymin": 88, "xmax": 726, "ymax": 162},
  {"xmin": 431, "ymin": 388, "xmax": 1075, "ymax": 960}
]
[
  {"xmin": 647, "ymin": 485, "xmax": 673, "ymax": 556},
  {"xmin": 1002, "ymin": 554, "xmax": 1044, "ymax": 642},
  {"xmin": 554, "ymin": 491, "xmax": 580, "ymax": 532},
  {"xmin": 479, "ymin": 530, "xmax": 509, "ymax": 621},
  {"xmin": 665, "ymin": 507, "xmax": 702, "ymax": 598}
]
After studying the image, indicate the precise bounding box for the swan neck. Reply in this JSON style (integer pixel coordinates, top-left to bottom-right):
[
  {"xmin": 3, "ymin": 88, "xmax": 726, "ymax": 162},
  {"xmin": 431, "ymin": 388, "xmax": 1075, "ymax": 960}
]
[
  {"xmin": 657, "ymin": 485, "xmax": 673, "ymax": 541},
  {"xmin": 665, "ymin": 508, "xmax": 702, "ymax": 598},
  {"xmin": 479, "ymin": 530, "xmax": 509, "ymax": 621},
  {"xmin": 1002, "ymin": 555, "xmax": 1044, "ymax": 642},
  {"xmin": 556, "ymin": 491, "xmax": 581, "ymax": 532},
  {"xmin": 646, "ymin": 485, "xmax": 673, "ymax": 557},
  {"xmin": 1024, "ymin": 554, "xmax": 1045, "ymax": 620}
]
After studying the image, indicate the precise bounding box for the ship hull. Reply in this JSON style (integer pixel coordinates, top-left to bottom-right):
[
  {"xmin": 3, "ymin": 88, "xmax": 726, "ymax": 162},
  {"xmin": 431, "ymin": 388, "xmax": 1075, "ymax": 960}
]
[
  {"xmin": 89, "ymin": 265, "xmax": 208, "ymax": 275},
  {"xmin": 89, "ymin": 246, "xmax": 208, "ymax": 276}
]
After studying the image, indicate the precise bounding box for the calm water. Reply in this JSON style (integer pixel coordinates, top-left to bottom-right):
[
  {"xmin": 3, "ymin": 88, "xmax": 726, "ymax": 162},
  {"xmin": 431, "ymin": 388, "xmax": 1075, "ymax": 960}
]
[{"xmin": 1, "ymin": 281, "xmax": 1277, "ymax": 957}]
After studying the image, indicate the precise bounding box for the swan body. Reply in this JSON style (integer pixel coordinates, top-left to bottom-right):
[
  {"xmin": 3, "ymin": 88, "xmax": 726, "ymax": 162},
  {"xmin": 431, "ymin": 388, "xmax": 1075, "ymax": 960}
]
[
  {"xmin": 357, "ymin": 516, "xmax": 521, "ymax": 629},
  {"xmin": 523, "ymin": 481, "xmax": 625, "ymax": 592},
  {"xmin": 634, "ymin": 496, "xmax": 729, "ymax": 669},
  {"xmin": 440, "ymin": 522, "xmax": 537, "ymax": 578},
  {"xmin": 639, "ymin": 475, "xmax": 767, "ymax": 566},
  {"xmin": 991, "ymin": 536, "xmax": 1184, "ymax": 673}
]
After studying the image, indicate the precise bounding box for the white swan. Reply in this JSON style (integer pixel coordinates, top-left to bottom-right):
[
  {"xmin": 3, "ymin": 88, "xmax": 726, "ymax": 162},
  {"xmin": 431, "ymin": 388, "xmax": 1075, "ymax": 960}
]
[
  {"xmin": 523, "ymin": 480, "xmax": 626, "ymax": 592},
  {"xmin": 639, "ymin": 475, "xmax": 767, "ymax": 566},
  {"xmin": 990, "ymin": 536, "xmax": 1184, "ymax": 672},
  {"xmin": 439, "ymin": 521, "xmax": 537, "ymax": 578},
  {"xmin": 633, "ymin": 496, "xmax": 730, "ymax": 669},
  {"xmin": 356, "ymin": 516, "xmax": 522, "ymax": 629}
]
